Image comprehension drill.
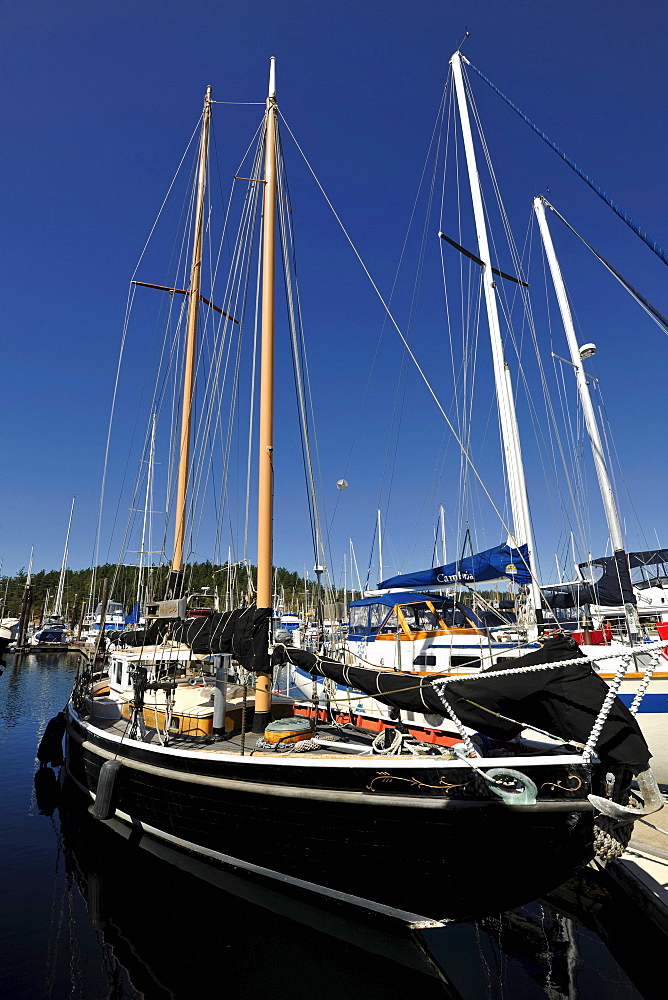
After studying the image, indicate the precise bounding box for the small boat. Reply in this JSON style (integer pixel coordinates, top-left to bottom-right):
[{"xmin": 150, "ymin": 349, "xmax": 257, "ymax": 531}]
[
  {"xmin": 0, "ymin": 617, "xmax": 19, "ymax": 662},
  {"xmin": 30, "ymin": 616, "xmax": 74, "ymax": 647},
  {"xmin": 82, "ymin": 600, "xmax": 128, "ymax": 644},
  {"xmin": 42, "ymin": 55, "xmax": 664, "ymax": 921}
]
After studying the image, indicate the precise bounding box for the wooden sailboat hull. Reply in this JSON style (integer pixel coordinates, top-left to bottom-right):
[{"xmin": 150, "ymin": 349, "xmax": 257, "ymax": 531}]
[{"xmin": 65, "ymin": 708, "xmax": 597, "ymax": 919}]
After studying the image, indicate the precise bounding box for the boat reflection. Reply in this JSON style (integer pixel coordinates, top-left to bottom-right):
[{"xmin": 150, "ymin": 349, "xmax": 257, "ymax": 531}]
[{"xmin": 45, "ymin": 777, "xmax": 656, "ymax": 1000}]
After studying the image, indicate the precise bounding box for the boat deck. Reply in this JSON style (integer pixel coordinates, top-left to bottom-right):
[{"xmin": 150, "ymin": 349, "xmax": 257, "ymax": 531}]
[
  {"xmin": 84, "ymin": 709, "xmax": 583, "ymax": 764},
  {"xmin": 86, "ymin": 711, "xmax": 387, "ymax": 758}
]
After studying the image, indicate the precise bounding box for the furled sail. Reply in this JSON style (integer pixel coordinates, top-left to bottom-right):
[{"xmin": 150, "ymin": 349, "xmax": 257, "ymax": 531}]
[
  {"xmin": 113, "ymin": 606, "xmax": 271, "ymax": 672},
  {"xmin": 274, "ymin": 635, "xmax": 650, "ymax": 769},
  {"xmin": 378, "ymin": 542, "xmax": 531, "ymax": 589}
]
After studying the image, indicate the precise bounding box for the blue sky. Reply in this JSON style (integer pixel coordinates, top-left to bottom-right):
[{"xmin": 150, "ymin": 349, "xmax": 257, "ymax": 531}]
[{"xmin": 1, "ymin": 0, "xmax": 667, "ymax": 593}]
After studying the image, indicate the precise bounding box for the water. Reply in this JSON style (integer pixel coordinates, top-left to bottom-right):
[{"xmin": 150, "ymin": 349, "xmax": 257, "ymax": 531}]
[{"xmin": 0, "ymin": 651, "xmax": 664, "ymax": 999}]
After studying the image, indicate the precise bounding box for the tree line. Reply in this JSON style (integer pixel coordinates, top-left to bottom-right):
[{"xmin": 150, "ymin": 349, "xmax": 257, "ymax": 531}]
[{"xmin": 0, "ymin": 561, "xmax": 343, "ymax": 624}]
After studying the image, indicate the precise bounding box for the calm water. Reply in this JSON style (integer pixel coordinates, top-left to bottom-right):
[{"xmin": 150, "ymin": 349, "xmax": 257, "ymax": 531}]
[{"xmin": 0, "ymin": 651, "xmax": 664, "ymax": 999}]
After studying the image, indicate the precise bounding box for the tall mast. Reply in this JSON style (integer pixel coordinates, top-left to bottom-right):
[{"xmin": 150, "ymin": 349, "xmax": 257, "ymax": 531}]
[
  {"xmin": 439, "ymin": 504, "xmax": 447, "ymax": 566},
  {"xmin": 254, "ymin": 58, "xmax": 278, "ymax": 722},
  {"xmin": 533, "ymin": 197, "xmax": 638, "ymax": 626},
  {"xmin": 377, "ymin": 509, "xmax": 384, "ymax": 583},
  {"xmin": 54, "ymin": 496, "xmax": 75, "ymax": 617},
  {"xmin": 450, "ymin": 50, "xmax": 542, "ymax": 623},
  {"xmin": 170, "ymin": 85, "xmax": 212, "ymax": 592}
]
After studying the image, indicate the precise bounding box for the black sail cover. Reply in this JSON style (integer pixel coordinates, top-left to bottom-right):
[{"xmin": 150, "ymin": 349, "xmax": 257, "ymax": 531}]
[
  {"xmin": 543, "ymin": 551, "xmax": 637, "ymax": 608},
  {"xmin": 273, "ymin": 634, "xmax": 650, "ymax": 769},
  {"xmin": 114, "ymin": 606, "xmax": 271, "ymax": 674}
]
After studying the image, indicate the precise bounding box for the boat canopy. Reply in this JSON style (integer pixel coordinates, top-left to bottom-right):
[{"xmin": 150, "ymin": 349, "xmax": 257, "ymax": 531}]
[
  {"xmin": 627, "ymin": 548, "xmax": 668, "ymax": 571},
  {"xmin": 349, "ymin": 591, "xmax": 445, "ymax": 608},
  {"xmin": 347, "ymin": 592, "xmax": 482, "ymax": 635},
  {"xmin": 543, "ymin": 551, "xmax": 639, "ymax": 609},
  {"xmin": 377, "ymin": 543, "xmax": 532, "ymax": 589}
]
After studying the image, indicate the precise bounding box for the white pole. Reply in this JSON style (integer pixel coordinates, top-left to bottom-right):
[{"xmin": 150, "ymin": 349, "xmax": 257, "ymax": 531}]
[
  {"xmin": 377, "ymin": 509, "xmax": 383, "ymax": 584},
  {"xmin": 351, "ymin": 539, "xmax": 363, "ymax": 598},
  {"xmin": 343, "ymin": 552, "xmax": 348, "ymax": 618},
  {"xmin": 450, "ymin": 50, "xmax": 542, "ymax": 620},
  {"xmin": 439, "ymin": 504, "xmax": 447, "ymax": 566},
  {"xmin": 54, "ymin": 497, "xmax": 76, "ymax": 616},
  {"xmin": 534, "ymin": 196, "xmax": 639, "ymax": 634},
  {"xmin": 533, "ymin": 197, "xmax": 624, "ymax": 550}
]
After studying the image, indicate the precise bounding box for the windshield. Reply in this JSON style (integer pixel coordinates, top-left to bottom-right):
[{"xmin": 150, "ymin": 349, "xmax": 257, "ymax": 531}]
[{"xmin": 398, "ymin": 603, "xmax": 442, "ymax": 632}]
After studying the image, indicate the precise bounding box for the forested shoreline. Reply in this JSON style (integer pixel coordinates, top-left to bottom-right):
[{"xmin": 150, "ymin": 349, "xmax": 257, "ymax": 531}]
[{"xmin": 0, "ymin": 561, "xmax": 334, "ymax": 622}]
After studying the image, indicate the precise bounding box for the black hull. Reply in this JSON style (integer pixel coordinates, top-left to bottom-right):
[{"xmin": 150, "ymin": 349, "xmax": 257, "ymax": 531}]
[{"xmin": 66, "ymin": 709, "xmax": 596, "ymax": 919}]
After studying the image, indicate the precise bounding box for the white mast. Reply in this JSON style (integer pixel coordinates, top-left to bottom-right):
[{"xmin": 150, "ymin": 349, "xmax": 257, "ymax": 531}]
[
  {"xmin": 533, "ymin": 197, "xmax": 624, "ymax": 548},
  {"xmin": 450, "ymin": 50, "xmax": 542, "ymax": 621},
  {"xmin": 54, "ymin": 496, "xmax": 75, "ymax": 617},
  {"xmin": 439, "ymin": 504, "xmax": 447, "ymax": 566},
  {"xmin": 533, "ymin": 196, "xmax": 638, "ymax": 627},
  {"xmin": 377, "ymin": 509, "xmax": 383, "ymax": 584}
]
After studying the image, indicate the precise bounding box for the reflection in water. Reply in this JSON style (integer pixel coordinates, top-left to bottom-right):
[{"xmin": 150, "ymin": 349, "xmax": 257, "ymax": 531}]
[
  {"xmin": 0, "ymin": 652, "xmax": 663, "ymax": 999},
  {"xmin": 44, "ymin": 779, "xmax": 661, "ymax": 1000}
]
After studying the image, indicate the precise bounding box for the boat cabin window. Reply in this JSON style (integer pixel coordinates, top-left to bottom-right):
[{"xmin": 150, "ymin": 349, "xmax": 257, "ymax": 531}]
[
  {"xmin": 369, "ymin": 604, "xmax": 390, "ymax": 630},
  {"xmin": 348, "ymin": 606, "xmax": 368, "ymax": 632},
  {"xmin": 96, "ymin": 601, "xmax": 124, "ymax": 617},
  {"xmin": 382, "ymin": 610, "xmax": 399, "ymax": 632},
  {"xmin": 431, "ymin": 600, "xmax": 479, "ymax": 628},
  {"xmin": 348, "ymin": 603, "xmax": 399, "ymax": 635},
  {"xmin": 399, "ymin": 603, "xmax": 442, "ymax": 633}
]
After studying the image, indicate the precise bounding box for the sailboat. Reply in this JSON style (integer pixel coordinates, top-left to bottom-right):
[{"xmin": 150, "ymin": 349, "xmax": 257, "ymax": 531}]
[
  {"xmin": 30, "ymin": 497, "xmax": 76, "ymax": 647},
  {"xmin": 42, "ymin": 57, "xmax": 662, "ymax": 920},
  {"xmin": 288, "ymin": 50, "xmax": 668, "ymax": 777}
]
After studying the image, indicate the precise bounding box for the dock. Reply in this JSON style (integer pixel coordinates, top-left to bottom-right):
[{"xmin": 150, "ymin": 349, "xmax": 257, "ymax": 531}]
[{"xmin": 607, "ymin": 816, "xmax": 668, "ymax": 935}]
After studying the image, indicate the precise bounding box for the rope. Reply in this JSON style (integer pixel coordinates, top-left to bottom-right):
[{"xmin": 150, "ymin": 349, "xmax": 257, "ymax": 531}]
[
  {"xmin": 581, "ymin": 653, "xmax": 632, "ymax": 764},
  {"xmin": 431, "ymin": 687, "xmax": 480, "ymax": 757},
  {"xmin": 370, "ymin": 728, "xmax": 459, "ymax": 758},
  {"xmin": 629, "ymin": 648, "xmax": 663, "ymax": 715},
  {"xmin": 253, "ymin": 733, "xmax": 337, "ymax": 753},
  {"xmin": 594, "ymin": 815, "xmax": 633, "ymax": 861}
]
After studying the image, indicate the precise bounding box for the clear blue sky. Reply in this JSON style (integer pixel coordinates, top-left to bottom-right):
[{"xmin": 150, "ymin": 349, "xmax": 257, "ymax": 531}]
[{"xmin": 1, "ymin": 0, "xmax": 667, "ymax": 591}]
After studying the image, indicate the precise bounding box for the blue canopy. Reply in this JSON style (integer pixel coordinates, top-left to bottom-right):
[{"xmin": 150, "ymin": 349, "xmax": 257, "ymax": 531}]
[
  {"xmin": 378, "ymin": 543, "xmax": 532, "ymax": 589},
  {"xmin": 348, "ymin": 590, "xmax": 450, "ymax": 609}
]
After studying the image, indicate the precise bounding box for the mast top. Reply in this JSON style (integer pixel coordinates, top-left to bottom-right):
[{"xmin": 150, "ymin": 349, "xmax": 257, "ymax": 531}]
[{"xmin": 268, "ymin": 57, "xmax": 276, "ymax": 100}]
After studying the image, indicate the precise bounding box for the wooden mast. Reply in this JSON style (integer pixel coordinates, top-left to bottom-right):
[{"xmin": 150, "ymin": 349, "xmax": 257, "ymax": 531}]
[
  {"xmin": 170, "ymin": 85, "xmax": 212, "ymax": 595},
  {"xmin": 254, "ymin": 58, "xmax": 278, "ymax": 724}
]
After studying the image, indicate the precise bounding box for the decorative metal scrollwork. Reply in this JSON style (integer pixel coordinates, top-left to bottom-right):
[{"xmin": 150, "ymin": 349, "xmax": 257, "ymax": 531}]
[{"xmin": 366, "ymin": 771, "xmax": 471, "ymax": 793}]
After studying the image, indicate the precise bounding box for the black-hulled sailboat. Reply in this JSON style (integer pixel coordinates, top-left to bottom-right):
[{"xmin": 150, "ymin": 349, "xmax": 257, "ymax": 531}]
[{"xmin": 46, "ymin": 58, "xmax": 662, "ymax": 921}]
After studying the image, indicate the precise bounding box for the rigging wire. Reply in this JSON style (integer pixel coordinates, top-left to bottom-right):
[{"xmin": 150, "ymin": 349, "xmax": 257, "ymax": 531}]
[
  {"xmin": 89, "ymin": 114, "xmax": 204, "ymax": 607},
  {"xmin": 279, "ymin": 111, "xmax": 543, "ymax": 595},
  {"xmin": 466, "ymin": 56, "xmax": 668, "ymax": 269}
]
